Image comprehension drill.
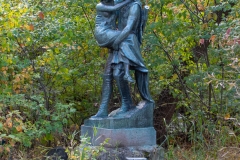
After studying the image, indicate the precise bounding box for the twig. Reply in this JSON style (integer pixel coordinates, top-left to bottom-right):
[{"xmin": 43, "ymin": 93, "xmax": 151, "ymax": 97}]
[
  {"xmin": 180, "ymin": 0, "xmax": 203, "ymax": 22},
  {"xmin": 153, "ymin": 31, "xmax": 189, "ymax": 99},
  {"xmin": 79, "ymin": 1, "xmax": 95, "ymax": 39}
]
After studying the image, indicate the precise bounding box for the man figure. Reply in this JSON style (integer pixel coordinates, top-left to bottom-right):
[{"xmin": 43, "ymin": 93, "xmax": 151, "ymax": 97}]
[{"xmin": 92, "ymin": 0, "xmax": 153, "ymax": 118}]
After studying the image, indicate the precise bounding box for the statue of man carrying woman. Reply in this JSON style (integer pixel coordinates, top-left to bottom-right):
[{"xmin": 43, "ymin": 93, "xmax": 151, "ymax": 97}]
[{"xmin": 92, "ymin": 0, "xmax": 154, "ymax": 118}]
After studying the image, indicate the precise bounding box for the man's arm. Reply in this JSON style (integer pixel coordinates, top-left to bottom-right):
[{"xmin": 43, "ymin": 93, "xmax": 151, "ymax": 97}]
[
  {"xmin": 96, "ymin": 0, "xmax": 132, "ymax": 12},
  {"xmin": 112, "ymin": 3, "xmax": 140, "ymax": 50}
]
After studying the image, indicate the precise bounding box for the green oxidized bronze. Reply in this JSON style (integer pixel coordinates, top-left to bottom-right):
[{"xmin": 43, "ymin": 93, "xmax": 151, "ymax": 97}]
[{"xmin": 92, "ymin": 0, "xmax": 153, "ymax": 118}]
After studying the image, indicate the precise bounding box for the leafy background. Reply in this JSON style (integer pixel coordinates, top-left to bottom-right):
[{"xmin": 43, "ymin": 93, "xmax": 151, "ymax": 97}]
[{"xmin": 0, "ymin": 0, "xmax": 239, "ymax": 159}]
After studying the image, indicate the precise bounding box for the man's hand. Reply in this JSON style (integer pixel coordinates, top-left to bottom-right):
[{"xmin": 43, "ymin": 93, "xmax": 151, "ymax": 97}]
[{"xmin": 111, "ymin": 3, "xmax": 140, "ymax": 50}]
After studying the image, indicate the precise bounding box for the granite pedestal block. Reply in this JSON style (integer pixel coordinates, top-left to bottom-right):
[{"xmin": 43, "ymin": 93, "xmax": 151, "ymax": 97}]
[
  {"xmin": 81, "ymin": 101, "xmax": 156, "ymax": 147},
  {"xmin": 81, "ymin": 125, "xmax": 156, "ymax": 147}
]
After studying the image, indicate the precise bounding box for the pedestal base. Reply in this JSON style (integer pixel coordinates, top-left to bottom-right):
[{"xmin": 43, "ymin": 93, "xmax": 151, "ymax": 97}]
[
  {"xmin": 81, "ymin": 125, "xmax": 156, "ymax": 147},
  {"xmin": 83, "ymin": 145, "xmax": 165, "ymax": 160}
]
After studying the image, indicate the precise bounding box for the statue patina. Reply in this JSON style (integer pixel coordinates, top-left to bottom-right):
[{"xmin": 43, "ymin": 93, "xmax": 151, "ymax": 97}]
[{"xmin": 92, "ymin": 0, "xmax": 153, "ymax": 118}]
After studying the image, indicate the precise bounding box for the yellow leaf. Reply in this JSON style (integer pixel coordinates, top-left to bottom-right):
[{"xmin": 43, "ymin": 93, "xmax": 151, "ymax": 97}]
[
  {"xmin": 9, "ymin": 140, "xmax": 15, "ymax": 147},
  {"xmin": 210, "ymin": 35, "xmax": 216, "ymax": 47},
  {"xmin": 160, "ymin": 76, "xmax": 164, "ymax": 80},
  {"xmin": 15, "ymin": 118, "xmax": 22, "ymax": 123},
  {"xmin": 5, "ymin": 56, "xmax": 13, "ymax": 64},
  {"xmin": 172, "ymin": 74, "xmax": 178, "ymax": 80},
  {"xmin": 15, "ymin": 76, "xmax": 21, "ymax": 82},
  {"xmin": 202, "ymin": 23, "xmax": 208, "ymax": 30},
  {"xmin": 9, "ymin": 22, "xmax": 14, "ymax": 28},
  {"xmin": 213, "ymin": 13, "xmax": 218, "ymax": 21},
  {"xmin": 197, "ymin": 3, "xmax": 204, "ymax": 11},
  {"xmin": 224, "ymin": 113, "xmax": 230, "ymax": 120},
  {"xmin": 6, "ymin": 118, "xmax": 12, "ymax": 128},
  {"xmin": 228, "ymin": 83, "xmax": 235, "ymax": 90},
  {"xmin": 207, "ymin": 13, "xmax": 212, "ymax": 20},
  {"xmin": 16, "ymin": 125, "xmax": 23, "ymax": 132},
  {"xmin": 5, "ymin": 147, "xmax": 10, "ymax": 152},
  {"xmin": 27, "ymin": 24, "xmax": 34, "ymax": 31},
  {"xmin": 55, "ymin": 48, "xmax": 60, "ymax": 53}
]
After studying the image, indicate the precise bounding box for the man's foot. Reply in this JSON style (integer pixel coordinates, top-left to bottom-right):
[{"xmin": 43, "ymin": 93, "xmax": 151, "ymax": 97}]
[
  {"xmin": 90, "ymin": 107, "xmax": 108, "ymax": 118},
  {"xmin": 123, "ymin": 74, "xmax": 135, "ymax": 83},
  {"xmin": 115, "ymin": 104, "xmax": 135, "ymax": 116},
  {"xmin": 116, "ymin": 108, "xmax": 128, "ymax": 115},
  {"xmin": 91, "ymin": 112, "xmax": 108, "ymax": 118}
]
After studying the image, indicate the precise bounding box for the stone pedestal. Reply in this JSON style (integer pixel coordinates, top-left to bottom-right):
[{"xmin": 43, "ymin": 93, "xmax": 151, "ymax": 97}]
[
  {"xmin": 81, "ymin": 101, "xmax": 156, "ymax": 148},
  {"xmin": 81, "ymin": 126, "xmax": 156, "ymax": 147},
  {"xmin": 83, "ymin": 101, "xmax": 154, "ymax": 129}
]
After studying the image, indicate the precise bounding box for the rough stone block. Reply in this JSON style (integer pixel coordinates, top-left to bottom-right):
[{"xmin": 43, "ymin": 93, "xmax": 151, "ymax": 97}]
[{"xmin": 89, "ymin": 145, "xmax": 165, "ymax": 160}]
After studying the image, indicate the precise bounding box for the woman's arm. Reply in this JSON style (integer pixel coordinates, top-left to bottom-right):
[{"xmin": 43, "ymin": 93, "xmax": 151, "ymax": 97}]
[{"xmin": 96, "ymin": 0, "xmax": 132, "ymax": 12}]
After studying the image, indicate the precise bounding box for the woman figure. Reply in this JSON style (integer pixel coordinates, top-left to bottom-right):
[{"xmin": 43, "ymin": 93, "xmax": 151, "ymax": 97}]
[{"xmin": 95, "ymin": 0, "xmax": 135, "ymax": 83}]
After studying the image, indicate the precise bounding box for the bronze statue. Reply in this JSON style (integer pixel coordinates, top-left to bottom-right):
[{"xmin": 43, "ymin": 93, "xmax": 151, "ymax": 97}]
[
  {"xmin": 92, "ymin": 0, "xmax": 153, "ymax": 118},
  {"xmin": 95, "ymin": 0, "xmax": 135, "ymax": 83}
]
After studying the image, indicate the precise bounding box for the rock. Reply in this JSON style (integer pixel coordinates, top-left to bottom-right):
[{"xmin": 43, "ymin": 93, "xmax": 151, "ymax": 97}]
[
  {"xmin": 95, "ymin": 146, "xmax": 164, "ymax": 160},
  {"xmin": 0, "ymin": 138, "xmax": 6, "ymax": 145},
  {"xmin": 44, "ymin": 147, "xmax": 68, "ymax": 160}
]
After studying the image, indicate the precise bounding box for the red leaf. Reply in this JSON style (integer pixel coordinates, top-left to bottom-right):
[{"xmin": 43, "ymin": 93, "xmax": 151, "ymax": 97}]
[
  {"xmin": 225, "ymin": 28, "xmax": 231, "ymax": 39},
  {"xmin": 199, "ymin": 39, "xmax": 204, "ymax": 45},
  {"xmin": 28, "ymin": 24, "xmax": 34, "ymax": 31},
  {"xmin": 226, "ymin": 28, "xmax": 231, "ymax": 35},
  {"xmin": 237, "ymin": 40, "xmax": 240, "ymax": 45},
  {"xmin": 38, "ymin": 12, "xmax": 44, "ymax": 20}
]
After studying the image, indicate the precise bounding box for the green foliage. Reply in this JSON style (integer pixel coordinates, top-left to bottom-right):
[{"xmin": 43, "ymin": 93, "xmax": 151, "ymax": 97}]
[
  {"xmin": 0, "ymin": 0, "xmax": 239, "ymax": 159},
  {"xmin": 66, "ymin": 134, "xmax": 109, "ymax": 160},
  {"xmin": 144, "ymin": 0, "xmax": 240, "ymax": 158},
  {"xmin": 0, "ymin": 0, "xmax": 104, "ymax": 158}
]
